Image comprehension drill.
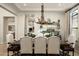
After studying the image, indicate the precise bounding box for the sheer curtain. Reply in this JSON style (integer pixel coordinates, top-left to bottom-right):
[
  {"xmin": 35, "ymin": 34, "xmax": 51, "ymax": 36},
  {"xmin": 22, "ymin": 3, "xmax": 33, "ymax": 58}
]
[{"xmin": 64, "ymin": 11, "xmax": 70, "ymax": 41}]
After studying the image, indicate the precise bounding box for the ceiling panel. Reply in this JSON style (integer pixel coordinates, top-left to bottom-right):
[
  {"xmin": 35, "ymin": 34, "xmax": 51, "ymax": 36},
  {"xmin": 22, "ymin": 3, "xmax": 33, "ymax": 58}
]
[{"xmin": 14, "ymin": 3, "xmax": 77, "ymax": 11}]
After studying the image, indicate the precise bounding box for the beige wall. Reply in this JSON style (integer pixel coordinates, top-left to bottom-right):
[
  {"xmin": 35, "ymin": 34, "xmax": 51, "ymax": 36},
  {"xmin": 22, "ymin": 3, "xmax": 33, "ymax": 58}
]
[{"xmin": 16, "ymin": 13, "xmax": 25, "ymax": 40}]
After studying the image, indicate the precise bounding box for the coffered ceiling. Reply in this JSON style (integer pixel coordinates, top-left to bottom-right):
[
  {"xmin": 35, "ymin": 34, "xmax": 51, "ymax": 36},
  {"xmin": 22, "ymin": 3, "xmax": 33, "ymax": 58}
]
[
  {"xmin": 14, "ymin": 3, "xmax": 77, "ymax": 11},
  {"xmin": 0, "ymin": 3, "xmax": 77, "ymax": 12}
]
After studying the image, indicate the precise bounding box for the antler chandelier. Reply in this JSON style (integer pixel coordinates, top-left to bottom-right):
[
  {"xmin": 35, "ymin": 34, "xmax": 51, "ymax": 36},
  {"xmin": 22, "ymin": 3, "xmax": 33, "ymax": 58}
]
[{"xmin": 36, "ymin": 3, "xmax": 47, "ymax": 24}]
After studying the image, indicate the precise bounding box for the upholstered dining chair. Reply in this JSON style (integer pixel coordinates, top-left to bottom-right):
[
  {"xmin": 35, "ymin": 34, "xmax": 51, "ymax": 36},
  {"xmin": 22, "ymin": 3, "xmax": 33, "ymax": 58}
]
[
  {"xmin": 61, "ymin": 33, "xmax": 76, "ymax": 56},
  {"xmin": 20, "ymin": 36, "xmax": 33, "ymax": 55},
  {"xmin": 47, "ymin": 36, "xmax": 60, "ymax": 55},
  {"xmin": 34, "ymin": 37, "xmax": 47, "ymax": 55}
]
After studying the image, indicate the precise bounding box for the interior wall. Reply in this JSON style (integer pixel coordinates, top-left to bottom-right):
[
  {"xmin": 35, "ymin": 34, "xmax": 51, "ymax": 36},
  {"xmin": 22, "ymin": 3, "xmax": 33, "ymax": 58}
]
[
  {"xmin": 17, "ymin": 11, "xmax": 65, "ymax": 40},
  {"xmin": 3, "ymin": 17, "xmax": 8, "ymax": 43},
  {"xmin": 0, "ymin": 5, "xmax": 67, "ymax": 43},
  {"xmin": 0, "ymin": 7, "xmax": 15, "ymax": 44},
  {"xmin": 16, "ymin": 13, "xmax": 25, "ymax": 40}
]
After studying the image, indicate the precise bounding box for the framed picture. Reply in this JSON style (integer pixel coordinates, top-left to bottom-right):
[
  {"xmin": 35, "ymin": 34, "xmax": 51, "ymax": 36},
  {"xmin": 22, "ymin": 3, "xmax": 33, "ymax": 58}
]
[{"xmin": 8, "ymin": 25, "xmax": 15, "ymax": 31}]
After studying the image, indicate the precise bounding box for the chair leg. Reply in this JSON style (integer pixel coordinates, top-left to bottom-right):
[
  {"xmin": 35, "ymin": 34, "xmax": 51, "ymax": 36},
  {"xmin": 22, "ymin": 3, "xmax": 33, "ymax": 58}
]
[
  {"xmin": 46, "ymin": 44, "xmax": 48, "ymax": 56},
  {"xmin": 46, "ymin": 49, "xmax": 48, "ymax": 56},
  {"xmin": 13, "ymin": 51, "xmax": 15, "ymax": 55},
  {"xmin": 33, "ymin": 49, "xmax": 34, "ymax": 55},
  {"xmin": 67, "ymin": 51, "xmax": 69, "ymax": 56},
  {"xmin": 63, "ymin": 50, "xmax": 64, "ymax": 56},
  {"xmin": 7, "ymin": 50, "xmax": 9, "ymax": 56},
  {"xmin": 73, "ymin": 50, "xmax": 74, "ymax": 56}
]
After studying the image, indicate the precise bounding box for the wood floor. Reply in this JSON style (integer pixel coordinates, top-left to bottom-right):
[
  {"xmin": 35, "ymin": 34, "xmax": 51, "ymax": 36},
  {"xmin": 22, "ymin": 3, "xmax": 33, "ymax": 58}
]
[
  {"xmin": 0, "ymin": 44, "xmax": 7, "ymax": 56},
  {"xmin": 0, "ymin": 44, "xmax": 79, "ymax": 56}
]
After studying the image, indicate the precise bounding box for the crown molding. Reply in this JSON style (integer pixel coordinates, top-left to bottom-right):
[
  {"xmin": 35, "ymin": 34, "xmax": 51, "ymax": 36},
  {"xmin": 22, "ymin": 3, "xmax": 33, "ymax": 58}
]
[
  {"xmin": 65, "ymin": 3, "xmax": 79, "ymax": 13},
  {"xmin": 0, "ymin": 5, "xmax": 17, "ymax": 15}
]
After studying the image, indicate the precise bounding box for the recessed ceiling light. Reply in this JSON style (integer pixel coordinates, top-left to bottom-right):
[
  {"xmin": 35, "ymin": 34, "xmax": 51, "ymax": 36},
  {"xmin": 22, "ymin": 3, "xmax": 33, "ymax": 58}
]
[
  {"xmin": 58, "ymin": 3, "xmax": 62, "ymax": 6},
  {"xmin": 23, "ymin": 3, "xmax": 27, "ymax": 6}
]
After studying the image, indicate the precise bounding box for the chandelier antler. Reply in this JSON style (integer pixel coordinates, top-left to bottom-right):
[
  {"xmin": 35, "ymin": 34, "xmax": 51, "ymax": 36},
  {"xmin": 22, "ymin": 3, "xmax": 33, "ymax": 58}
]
[{"xmin": 36, "ymin": 3, "xmax": 47, "ymax": 24}]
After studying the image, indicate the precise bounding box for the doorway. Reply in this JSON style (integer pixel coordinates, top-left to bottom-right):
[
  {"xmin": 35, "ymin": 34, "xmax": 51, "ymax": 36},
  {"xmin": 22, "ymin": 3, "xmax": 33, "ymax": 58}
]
[{"xmin": 3, "ymin": 17, "xmax": 15, "ymax": 43}]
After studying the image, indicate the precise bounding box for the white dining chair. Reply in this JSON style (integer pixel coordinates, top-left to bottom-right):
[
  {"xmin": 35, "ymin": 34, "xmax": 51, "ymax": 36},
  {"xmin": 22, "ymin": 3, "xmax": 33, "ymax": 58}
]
[
  {"xmin": 34, "ymin": 37, "xmax": 47, "ymax": 54},
  {"xmin": 20, "ymin": 36, "xmax": 33, "ymax": 55},
  {"xmin": 48, "ymin": 36, "xmax": 60, "ymax": 55}
]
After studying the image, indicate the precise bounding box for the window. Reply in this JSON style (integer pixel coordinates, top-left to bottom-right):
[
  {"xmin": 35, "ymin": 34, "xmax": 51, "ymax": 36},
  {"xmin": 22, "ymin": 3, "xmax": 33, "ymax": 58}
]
[
  {"xmin": 70, "ymin": 9, "xmax": 78, "ymax": 39},
  {"xmin": 72, "ymin": 9, "xmax": 78, "ymax": 29}
]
